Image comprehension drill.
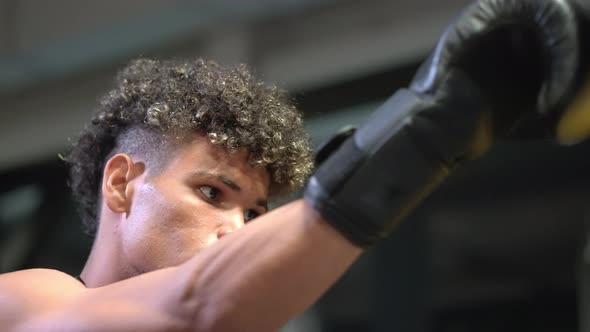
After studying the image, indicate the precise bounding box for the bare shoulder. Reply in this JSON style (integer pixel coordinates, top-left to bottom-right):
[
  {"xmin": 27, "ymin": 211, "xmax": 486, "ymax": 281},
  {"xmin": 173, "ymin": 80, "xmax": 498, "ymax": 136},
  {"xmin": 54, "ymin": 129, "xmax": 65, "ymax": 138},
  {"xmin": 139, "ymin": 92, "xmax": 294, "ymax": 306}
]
[
  {"xmin": 0, "ymin": 269, "xmax": 84, "ymax": 331},
  {"xmin": 0, "ymin": 268, "xmax": 191, "ymax": 332},
  {"xmin": 1, "ymin": 268, "xmax": 82, "ymax": 284},
  {"xmin": 0, "ymin": 268, "xmax": 84, "ymax": 299}
]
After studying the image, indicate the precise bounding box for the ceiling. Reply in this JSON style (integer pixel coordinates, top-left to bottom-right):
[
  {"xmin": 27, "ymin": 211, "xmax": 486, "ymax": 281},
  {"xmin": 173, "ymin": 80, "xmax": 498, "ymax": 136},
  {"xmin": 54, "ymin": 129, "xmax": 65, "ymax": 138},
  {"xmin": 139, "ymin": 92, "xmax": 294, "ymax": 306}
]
[{"xmin": 0, "ymin": 0, "xmax": 471, "ymax": 170}]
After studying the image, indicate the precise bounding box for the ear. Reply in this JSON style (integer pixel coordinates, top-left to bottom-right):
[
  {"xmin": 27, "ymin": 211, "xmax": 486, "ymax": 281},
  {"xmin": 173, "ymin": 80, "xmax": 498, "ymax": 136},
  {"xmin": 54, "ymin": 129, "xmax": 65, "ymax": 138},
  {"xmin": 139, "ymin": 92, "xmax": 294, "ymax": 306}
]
[{"xmin": 101, "ymin": 153, "xmax": 144, "ymax": 214}]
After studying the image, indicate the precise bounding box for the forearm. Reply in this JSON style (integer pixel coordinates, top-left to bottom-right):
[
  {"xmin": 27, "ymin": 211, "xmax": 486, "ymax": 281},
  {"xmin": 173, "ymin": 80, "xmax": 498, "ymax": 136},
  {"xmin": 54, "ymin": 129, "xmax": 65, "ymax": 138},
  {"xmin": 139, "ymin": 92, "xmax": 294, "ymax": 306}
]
[{"xmin": 176, "ymin": 199, "xmax": 362, "ymax": 331}]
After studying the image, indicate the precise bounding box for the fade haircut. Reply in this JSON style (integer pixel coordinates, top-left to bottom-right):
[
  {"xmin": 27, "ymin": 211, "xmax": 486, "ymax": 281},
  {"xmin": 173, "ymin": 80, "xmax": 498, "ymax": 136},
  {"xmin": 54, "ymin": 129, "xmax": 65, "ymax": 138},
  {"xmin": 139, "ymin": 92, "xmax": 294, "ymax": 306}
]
[{"xmin": 66, "ymin": 58, "xmax": 313, "ymax": 236}]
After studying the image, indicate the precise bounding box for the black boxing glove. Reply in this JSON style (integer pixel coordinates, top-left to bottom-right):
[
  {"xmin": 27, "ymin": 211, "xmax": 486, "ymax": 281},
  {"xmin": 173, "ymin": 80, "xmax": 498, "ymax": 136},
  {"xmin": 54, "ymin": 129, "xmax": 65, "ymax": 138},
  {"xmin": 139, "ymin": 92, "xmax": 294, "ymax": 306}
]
[
  {"xmin": 557, "ymin": 0, "xmax": 590, "ymax": 144},
  {"xmin": 305, "ymin": 0, "xmax": 582, "ymax": 248}
]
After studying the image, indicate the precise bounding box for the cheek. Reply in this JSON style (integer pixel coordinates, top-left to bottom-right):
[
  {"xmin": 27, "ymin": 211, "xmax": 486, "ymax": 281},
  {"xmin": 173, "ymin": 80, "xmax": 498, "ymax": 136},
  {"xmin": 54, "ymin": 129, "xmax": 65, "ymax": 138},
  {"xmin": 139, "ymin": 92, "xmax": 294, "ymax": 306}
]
[{"xmin": 122, "ymin": 183, "xmax": 221, "ymax": 270}]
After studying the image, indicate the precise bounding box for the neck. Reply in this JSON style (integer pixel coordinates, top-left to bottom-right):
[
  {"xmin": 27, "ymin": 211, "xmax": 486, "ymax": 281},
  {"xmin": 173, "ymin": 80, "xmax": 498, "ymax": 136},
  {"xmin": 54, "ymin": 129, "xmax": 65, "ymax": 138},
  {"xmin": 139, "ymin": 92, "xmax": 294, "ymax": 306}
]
[{"xmin": 80, "ymin": 223, "xmax": 129, "ymax": 288}]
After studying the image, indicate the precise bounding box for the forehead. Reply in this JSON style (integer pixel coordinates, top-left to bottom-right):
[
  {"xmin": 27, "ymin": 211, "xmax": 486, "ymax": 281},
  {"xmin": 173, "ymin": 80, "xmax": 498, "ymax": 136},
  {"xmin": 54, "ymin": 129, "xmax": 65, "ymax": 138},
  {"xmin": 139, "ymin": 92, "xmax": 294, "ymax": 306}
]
[{"xmin": 163, "ymin": 134, "xmax": 271, "ymax": 192}]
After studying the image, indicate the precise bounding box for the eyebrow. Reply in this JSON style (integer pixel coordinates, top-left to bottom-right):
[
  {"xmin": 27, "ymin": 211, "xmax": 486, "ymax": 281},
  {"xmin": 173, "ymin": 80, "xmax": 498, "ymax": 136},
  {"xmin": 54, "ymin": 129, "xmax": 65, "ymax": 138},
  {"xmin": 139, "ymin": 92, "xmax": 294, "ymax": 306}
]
[
  {"xmin": 217, "ymin": 174, "xmax": 241, "ymax": 192},
  {"xmin": 192, "ymin": 171, "xmax": 268, "ymax": 210}
]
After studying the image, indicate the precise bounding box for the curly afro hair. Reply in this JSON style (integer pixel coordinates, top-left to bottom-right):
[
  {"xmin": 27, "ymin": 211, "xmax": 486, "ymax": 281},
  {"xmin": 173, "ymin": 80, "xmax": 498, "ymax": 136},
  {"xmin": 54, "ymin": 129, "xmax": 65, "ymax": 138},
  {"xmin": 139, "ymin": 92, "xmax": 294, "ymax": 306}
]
[{"xmin": 66, "ymin": 58, "xmax": 313, "ymax": 237}]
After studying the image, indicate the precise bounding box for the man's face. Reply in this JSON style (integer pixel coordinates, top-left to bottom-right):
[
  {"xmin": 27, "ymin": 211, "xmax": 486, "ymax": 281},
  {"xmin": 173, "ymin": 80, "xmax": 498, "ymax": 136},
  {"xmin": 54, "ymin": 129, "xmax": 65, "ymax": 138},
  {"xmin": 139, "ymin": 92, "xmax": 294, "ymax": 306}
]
[{"xmin": 119, "ymin": 134, "xmax": 270, "ymax": 275}]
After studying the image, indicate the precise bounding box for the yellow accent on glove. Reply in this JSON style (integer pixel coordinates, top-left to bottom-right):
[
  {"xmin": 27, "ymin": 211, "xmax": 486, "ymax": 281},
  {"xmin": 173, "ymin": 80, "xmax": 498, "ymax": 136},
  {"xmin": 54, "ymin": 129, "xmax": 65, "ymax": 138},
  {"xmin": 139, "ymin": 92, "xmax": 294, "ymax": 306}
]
[{"xmin": 557, "ymin": 76, "xmax": 590, "ymax": 145}]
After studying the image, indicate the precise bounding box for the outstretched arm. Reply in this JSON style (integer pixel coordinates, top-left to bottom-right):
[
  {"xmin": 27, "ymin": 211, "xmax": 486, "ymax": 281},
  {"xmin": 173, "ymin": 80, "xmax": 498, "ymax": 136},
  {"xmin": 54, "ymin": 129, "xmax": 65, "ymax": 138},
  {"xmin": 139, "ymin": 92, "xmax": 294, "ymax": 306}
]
[
  {"xmin": 174, "ymin": 199, "xmax": 362, "ymax": 331},
  {"xmin": 0, "ymin": 200, "xmax": 361, "ymax": 332}
]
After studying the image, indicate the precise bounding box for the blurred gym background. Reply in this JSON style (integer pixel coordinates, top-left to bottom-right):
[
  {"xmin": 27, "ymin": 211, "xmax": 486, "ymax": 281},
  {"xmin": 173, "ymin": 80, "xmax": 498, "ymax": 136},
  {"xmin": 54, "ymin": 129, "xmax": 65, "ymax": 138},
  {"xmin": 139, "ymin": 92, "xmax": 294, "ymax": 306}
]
[{"xmin": 1, "ymin": 0, "xmax": 590, "ymax": 331}]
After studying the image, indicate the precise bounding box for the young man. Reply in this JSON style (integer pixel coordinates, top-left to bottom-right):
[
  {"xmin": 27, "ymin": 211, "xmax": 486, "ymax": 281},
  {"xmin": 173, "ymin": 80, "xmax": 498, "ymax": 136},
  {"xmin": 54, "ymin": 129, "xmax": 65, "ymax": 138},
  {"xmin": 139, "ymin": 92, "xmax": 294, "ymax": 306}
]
[
  {"xmin": 0, "ymin": 58, "xmax": 364, "ymax": 331},
  {"xmin": 0, "ymin": 0, "xmax": 587, "ymax": 331}
]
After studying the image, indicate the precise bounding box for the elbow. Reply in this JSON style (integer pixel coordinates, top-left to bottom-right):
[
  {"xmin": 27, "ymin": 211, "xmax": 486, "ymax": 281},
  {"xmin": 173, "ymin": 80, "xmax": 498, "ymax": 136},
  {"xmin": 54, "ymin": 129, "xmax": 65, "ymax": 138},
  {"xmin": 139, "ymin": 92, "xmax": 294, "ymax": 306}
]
[
  {"xmin": 173, "ymin": 284, "xmax": 282, "ymax": 332},
  {"xmin": 181, "ymin": 295, "xmax": 276, "ymax": 332},
  {"xmin": 173, "ymin": 270, "xmax": 256, "ymax": 331},
  {"xmin": 172, "ymin": 267, "xmax": 275, "ymax": 331},
  {"xmin": 182, "ymin": 298, "xmax": 245, "ymax": 332}
]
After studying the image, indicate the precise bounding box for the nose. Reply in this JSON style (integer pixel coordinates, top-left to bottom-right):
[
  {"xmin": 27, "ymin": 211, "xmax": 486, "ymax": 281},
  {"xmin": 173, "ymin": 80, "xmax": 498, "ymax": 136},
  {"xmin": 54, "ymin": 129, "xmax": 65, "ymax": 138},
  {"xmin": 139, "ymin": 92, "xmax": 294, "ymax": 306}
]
[{"xmin": 216, "ymin": 209, "xmax": 245, "ymax": 239}]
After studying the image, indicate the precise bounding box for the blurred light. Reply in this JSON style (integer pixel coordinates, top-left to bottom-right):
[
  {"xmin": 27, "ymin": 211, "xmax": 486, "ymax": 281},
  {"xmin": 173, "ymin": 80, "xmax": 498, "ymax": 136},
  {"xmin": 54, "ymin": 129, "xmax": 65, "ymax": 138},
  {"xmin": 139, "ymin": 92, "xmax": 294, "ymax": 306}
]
[{"xmin": 0, "ymin": 184, "xmax": 43, "ymax": 224}]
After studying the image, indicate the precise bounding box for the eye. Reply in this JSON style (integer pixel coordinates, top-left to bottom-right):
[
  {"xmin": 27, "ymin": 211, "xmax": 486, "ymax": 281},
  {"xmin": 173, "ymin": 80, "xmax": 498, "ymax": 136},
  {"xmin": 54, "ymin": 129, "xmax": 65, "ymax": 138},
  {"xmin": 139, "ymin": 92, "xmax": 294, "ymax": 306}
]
[
  {"xmin": 198, "ymin": 185, "xmax": 220, "ymax": 201},
  {"xmin": 244, "ymin": 210, "xmax": 260, "ymax": 222}
]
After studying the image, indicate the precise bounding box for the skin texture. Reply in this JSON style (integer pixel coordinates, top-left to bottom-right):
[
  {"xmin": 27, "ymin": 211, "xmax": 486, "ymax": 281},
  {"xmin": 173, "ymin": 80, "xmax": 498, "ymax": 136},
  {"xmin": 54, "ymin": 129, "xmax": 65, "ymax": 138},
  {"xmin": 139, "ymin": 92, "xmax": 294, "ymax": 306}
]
[
  {"xmin": 81, "ymin": 133, "xmax": 271, "ymax": 287},
  {"xmin": 0, "ymin": 134, "xmax": 362, "ymax": 332}
]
